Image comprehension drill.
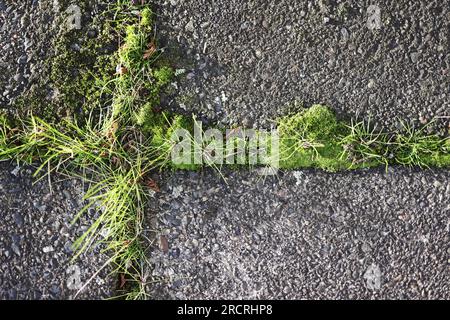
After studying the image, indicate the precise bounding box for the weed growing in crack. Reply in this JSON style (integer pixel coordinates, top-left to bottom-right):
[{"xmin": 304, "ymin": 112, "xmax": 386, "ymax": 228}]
[
  {"xmin": 0, "ymin": 114, "xmax": 164, "ymax": 299},
  {"xmin": 1, "ymin": 2, "xmax": 178, "ymax": 299},
  {"xmin": 0, "ymin": 113, "xmax": 11, "ymax": 154},
  {"xmin": 275, "ymin": 105, "xmax": 449, "ymax": 171},
  {"xmin": 392, "ymin": 120, "xmax": 450, "ymax": 168},
  {"xmin": 339, "ymin": 117, "xmax": 391, "ymax": 169}
]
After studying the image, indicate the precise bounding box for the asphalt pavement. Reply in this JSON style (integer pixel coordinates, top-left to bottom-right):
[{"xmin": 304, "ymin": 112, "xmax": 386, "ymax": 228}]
[{"xmin": 0, "ymin": 0, "xmax": 449, "ymax": 299}]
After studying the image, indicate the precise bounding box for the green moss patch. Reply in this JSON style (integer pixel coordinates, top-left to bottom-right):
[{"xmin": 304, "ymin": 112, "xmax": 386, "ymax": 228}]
[{"xmin": 277, "ymin": 104, "xmax": 352, "ymax": 171}]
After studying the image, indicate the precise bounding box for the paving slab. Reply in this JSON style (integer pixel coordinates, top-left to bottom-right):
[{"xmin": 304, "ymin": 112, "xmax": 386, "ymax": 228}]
[{"xmin": 147, "ymin": 0, "xmax": 450, "ymax": 299}]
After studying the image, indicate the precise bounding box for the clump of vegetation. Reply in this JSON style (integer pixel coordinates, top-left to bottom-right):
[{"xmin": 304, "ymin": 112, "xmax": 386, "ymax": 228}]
[
  {"xmin": 0, "ymin": 115, "xmax": 159, "ymax": 299},
  {"xmin": 338, "ymin": 118, "xmax": 391, "ymax": 169},
  {"xmin": 0, "ymin": 112, "xmax": 10, "ymax": 152},
  {"xmin": 277, "ymin": 105, "xmax": 352, "ymax": 171},
  {"xmin": 392, "ymin": 121, "xmax": 450, "ymax": 168},
  {"xmin": 279, "ymin": 104, "xmax": 339, "ymax": 141},
  {"xmin": 276, "ymin": 105, "xmax": 449, "ymax": 171},
  {"xmin": 1, "ymin": 2, "xmax": 181, "ymax": 299}
]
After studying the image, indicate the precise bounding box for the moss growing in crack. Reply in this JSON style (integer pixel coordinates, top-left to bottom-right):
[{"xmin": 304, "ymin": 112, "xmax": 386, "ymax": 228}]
[
  {"xmin": 279, "ymin": 104, "xmax": 339, "ymax": 141},
  {"xmin": 153, "ymin": 66, "xmax": 174, "ymax": 87},
  {"xmin": 105, "ymin": 11, "xmax": 176, "ymax": 133},
  {"xmin": 277, "ymin": 105, "xmax": 450, "ymax": 171},
  {"xmin": 140, "ymin": 7, "xmax": 154, "ymax": 27},
  {"xmin": 277, "ymin": 105, "xmax": 354, "ymax": 171},
  {"xmin": 392, "ymin": 122, "xmax": 450, "ymax": 168},
  {"xmin": 148, "ymin": 113, "xmax": 200, "ymax": 171},
  {"xmin": 431, "ymin": 139, "xmax": 450, "ymax": 167}
]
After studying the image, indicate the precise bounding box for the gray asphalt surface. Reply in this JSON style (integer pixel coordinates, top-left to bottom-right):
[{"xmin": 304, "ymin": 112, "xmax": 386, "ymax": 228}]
[
  {"xmin": 149, "ymin": 167, "xmax": 449, "ymax": 299},
  {"xmin": 0, "ymin": 162, "xmax": 113, "ymax": 299},
  {"xmin": 0, "ymin": 0, "xmax": 113, "ymax": 299},
  {"xmin": 156, "ymin": 0, "xmax": 449, "ymax": 133},
  {"xmin": 148, "ymin": 0, "xmax": 449, "ymax": 299},
  {"xmin": 0, "ymin": 0, "xmax": 67, "ymax": 107},
  {"xmin": 0, "ymin": 0, "xmax": 449, "ymax": 300}
]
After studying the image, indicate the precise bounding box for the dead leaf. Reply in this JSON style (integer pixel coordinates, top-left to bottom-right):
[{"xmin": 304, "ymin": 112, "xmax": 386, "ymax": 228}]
[
  {"xmin": 146, "ymin": 178, "xmax": 160, "ymax": 192},
  {"xmin": 119, "ymin": 273, "xmax": 126, "ymax": 289},
  {"xmin": 143, "ymin": 40, "xmax": 157, "ymax": 59},
  {"xmin": 160, "ymin": 235, "xmax": 169, "ymax": 253},
  {"xmin": 106, "ymin": 121, "xmax": 118, "ymax": 140},
  {"xmin": 115, "ymin": 64, "xmax": 128, "ymax": 75}
]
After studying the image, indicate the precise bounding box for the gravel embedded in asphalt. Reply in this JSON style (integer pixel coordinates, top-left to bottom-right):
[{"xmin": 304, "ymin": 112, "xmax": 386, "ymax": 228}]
[
  {"xmin": 0, "ymin": 0, "xmax": 59, "ymax": 107},
  {"xmin": 146, "ymin": 1, "xmax": 450, "ymax": 299},
  {"xmin": 149, "ymin": 167, "xmax": 449, "ymax": 299},
  {"xmin": 0, "ymin": 0, "xmax": 449, "ymax": 300},
  {"xmin": 0, "ymin": 162, "xmax": 113, "ymax": 299},
  {"xmin": 155, "ymin": 0, "xmax": 449, "ymax": 133}
]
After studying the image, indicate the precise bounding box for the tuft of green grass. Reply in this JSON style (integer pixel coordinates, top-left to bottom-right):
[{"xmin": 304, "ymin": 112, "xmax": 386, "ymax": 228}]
[
  {"xmin": 1, "ymin": 2, "xmax": 179, "ymax": 300},
  {"xmin": 392, "ymin": 120, "xmax": 450, "ymax": 168},
  {"xmin": 0, "ymin": 114, "xmax": 163, "ymax": 299},
  {"xmin": 338, "ymin": 117, "xmax": 390, "ymax": 169},
  {"xmin": 0, "ymin": 112, "xmax": 10, "ymax": 152}
]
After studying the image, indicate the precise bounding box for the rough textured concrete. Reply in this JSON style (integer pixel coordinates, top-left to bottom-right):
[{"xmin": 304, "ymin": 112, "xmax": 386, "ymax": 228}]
[{"xmin": 149, "ymin": 168, "xmax": 449, "ymax": 299}]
